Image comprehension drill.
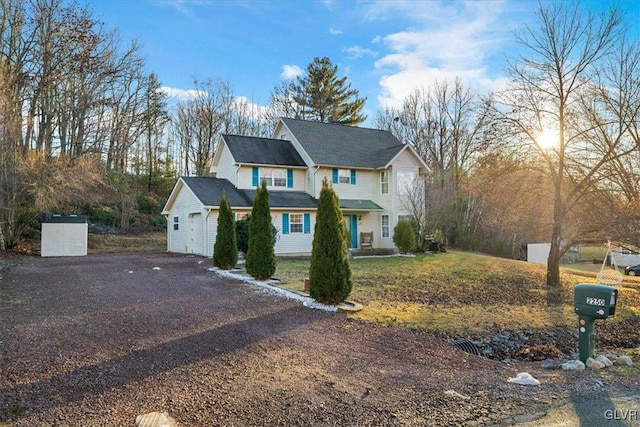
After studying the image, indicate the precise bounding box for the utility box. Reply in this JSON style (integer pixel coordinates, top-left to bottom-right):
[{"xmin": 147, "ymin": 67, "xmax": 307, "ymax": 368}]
[
  {"xmin": 41, "ymin": 215, "xmax": 88, "ymax": 257},
  {"xmin": 574, "ymin": 284, "xmax": 617, "ymax": 319}
]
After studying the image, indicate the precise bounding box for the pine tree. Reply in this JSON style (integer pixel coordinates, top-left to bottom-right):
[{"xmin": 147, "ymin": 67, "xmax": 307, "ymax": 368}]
[
  {"xmin": 213, "ymin": 192, "xmax": 238, "ymax": 269},
  {"xmin": 309, "ymin": 178, "xmax": 352, "ymax": 304},
  {"xmin": 293, "ymin": 57, "xmax": 367, "ymax": 125},
  {"xmin": 245, "ymin": 181, "xmax": 276, "ymax": 280}
]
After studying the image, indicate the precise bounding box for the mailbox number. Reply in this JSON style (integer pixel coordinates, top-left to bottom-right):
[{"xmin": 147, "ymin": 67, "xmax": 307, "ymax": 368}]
[{"xmin": 586, "ymin": 297, "xmax": 606, "ymax": 306}]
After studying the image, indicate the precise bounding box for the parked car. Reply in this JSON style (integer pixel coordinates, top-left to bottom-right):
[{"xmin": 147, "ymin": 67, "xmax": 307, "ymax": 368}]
[{"xmin": 625, "ymin": 264, "xmax": 640, "ymax": 276}]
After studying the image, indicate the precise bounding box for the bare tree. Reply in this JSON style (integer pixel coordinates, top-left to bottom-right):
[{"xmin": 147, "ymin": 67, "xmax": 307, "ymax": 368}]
[
  {"xmin": 494, "ymin": 2, "xmax": 626, "ymax": 286},
  {"xmin": 376, "ymin": 79, "xmax": 496, "ymax": 249}
]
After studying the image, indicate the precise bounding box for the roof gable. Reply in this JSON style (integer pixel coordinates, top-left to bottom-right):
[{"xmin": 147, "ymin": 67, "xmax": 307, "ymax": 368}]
[
  {"xmin": 222, "ymin": 134, "xmax": 306, "ymax": 167},
  {"xmin": 280, "ymin": 118, "xmax": 405, "ymax": 169}
]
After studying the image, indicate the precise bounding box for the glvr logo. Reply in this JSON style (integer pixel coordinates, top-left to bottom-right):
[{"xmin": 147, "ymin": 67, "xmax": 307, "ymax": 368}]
[{"xmin": 604, "ymin": 409, "xmax": 638, "ymax": 420}]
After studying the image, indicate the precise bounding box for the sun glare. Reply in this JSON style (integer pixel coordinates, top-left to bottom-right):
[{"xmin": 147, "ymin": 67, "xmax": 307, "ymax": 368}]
[{"xmin": 536, "ymin": 129, "xmax": 559, "ymax": 150}]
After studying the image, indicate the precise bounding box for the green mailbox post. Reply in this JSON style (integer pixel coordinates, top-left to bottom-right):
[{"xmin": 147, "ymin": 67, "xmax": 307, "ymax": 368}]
[{"xmin": 574, "ymin": 284, "xmax": 618, "ymax": 363}]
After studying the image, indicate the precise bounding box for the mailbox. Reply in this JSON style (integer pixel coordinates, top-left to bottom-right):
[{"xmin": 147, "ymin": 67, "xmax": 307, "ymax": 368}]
[
  {"xmin": 574, "ymin": 284, "xmax": 617, "ymax": 319},
  {"xmin": 574, "ymin": 283, "xmax": 618, "ymax": 363}
]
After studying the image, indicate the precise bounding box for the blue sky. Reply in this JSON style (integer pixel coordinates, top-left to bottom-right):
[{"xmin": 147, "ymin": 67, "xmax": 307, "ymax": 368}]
[{"xmin": 89, "ymin": 0, "xmax": 639, "ymax": 124}]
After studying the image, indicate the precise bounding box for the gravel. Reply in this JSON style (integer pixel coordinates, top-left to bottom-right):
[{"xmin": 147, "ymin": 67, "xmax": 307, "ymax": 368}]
[{"xmin": 1, "ymin": 253, "xmax": 639, "ymax": 426}]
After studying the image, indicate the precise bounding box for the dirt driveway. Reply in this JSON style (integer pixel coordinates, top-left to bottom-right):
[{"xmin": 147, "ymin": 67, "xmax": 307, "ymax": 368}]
[{"xmin": 0, "ymin": 253, "xmax": 633, "ymax": 426}]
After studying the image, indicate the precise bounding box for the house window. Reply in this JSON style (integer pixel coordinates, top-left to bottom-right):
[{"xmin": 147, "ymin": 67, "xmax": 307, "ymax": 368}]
[
  {"xmin": 173, "ymin": 216, "xmax": 179, "ymax": 231},
  {"xmin": 260, "ymin": 168, "xmax": 287, "ymax": 187},
  {"xmin": 381, "ymin": 171, "xmax": 389, "ymax": 194},
  {"xmin": 397, "ymin": 171, "xmax": 416, "ymax": 196},
  {"xmin": 289, "ymin": 213, "xmax": 303, "ymax": 233},
  {"xmin": 338, "ymin": 169, "xmax": 351, "ymax": 184},
  {"xmin": 282, "ymin": 213, "xmax": 311, "ymax": 234},
  {"xmin": 381, "ymin": 214, "xmax": 390, "ymax": 238},
  {"xmin": 332, "ymin": 168, "xmax": 356, "ymax": 184}
]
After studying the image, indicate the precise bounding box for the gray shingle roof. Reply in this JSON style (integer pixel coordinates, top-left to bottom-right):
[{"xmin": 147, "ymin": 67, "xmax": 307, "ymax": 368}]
[
  {"xmin": 182, "ymin": 177, "xmax": 318, "ymax": 209},
  {"xmin": 182, "ymin": 177, "xmax": 253, "ymax": 207},
  {"xmin": 281, "ymin": 118, "xmax": 405, "ymax": 169},
  {"xmin": 222, "ymin": 134, "xmax": 306, "ymax": 167},
  {"xmin": 244, "ymin": 189, "xmax": 318, "ymax": 209}
]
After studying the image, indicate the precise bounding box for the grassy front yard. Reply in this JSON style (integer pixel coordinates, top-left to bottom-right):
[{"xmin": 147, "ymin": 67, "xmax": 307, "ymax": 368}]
[{"xmin": 275, "ymin": 251, "xmax": 640, "ymax": 336}]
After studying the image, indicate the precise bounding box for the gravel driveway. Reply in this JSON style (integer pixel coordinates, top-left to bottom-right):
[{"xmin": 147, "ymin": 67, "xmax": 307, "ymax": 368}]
[{"xmin": 0, "ymin": 253, "xmax": 634, "ymax": 426}]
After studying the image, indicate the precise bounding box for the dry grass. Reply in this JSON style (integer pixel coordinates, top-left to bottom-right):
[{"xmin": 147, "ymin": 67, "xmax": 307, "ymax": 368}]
[
  {"xmin": 87, "ymin": 232, "xmax": 166, "ymax": 253},
  {"xmin": 276, "ymin": 251, "xmax": 640, "ymax": 335}
]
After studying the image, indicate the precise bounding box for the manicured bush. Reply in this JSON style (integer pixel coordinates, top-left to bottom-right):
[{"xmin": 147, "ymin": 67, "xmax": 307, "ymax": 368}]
[
  {"xmin": 245, "ymin": 181, "xmax": 276, "ymax": 280},
  {"xmin": 213, "ymin": 192, "xmax": 238, "ymax": 269},
  {"xmin": 393, "ymin": 220, "xmax": 416, "ymax": 253},
  {"xmin": 309, "ymin": 178, "xmax": 352, "ymax": 304}
]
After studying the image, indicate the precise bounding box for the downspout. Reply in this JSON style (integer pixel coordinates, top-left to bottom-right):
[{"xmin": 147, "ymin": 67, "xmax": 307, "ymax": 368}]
[
  {"xmin": 235, "ymin": 164, "xmax": 241, "ymax": 186},
  {"xmin": 313, "ymin": 165, "xmax": 321, "ymax": 197}
]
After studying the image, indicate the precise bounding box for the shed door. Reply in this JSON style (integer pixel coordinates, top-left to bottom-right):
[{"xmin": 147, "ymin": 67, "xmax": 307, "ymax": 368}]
[{"xmin": 189, "ymin": 213, "xmax": 203, "ymax": 255}]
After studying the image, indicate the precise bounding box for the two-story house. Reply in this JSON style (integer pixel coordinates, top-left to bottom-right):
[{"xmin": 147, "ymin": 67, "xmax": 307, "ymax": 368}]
[{"xmin": 162, "ymin": 118, "xmax": 429, "ymax": 256}]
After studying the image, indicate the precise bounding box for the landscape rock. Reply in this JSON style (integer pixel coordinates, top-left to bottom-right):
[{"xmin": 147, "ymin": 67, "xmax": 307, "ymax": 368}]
[
  {"xmin": 561, "ymin": 360, "xmax": 586, "ymax": 371},
  {"xmin": 586, "ymin": 357, "xmax": 606, "ymax": 369},
  {"xmin": 595, "ymin": 355, "xmax": 613, "ymax": 367},
  {"xmin": 508, "ymin": 372, "xmax": 540, "ymax": 386},
  {"xmin": 614, "ymin": 355, "xmax": 634, "ymax": 366}
]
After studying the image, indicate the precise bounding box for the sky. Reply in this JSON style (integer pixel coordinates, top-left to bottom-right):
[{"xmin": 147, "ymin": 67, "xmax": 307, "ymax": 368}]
[{"xmin": 87, "ymin": 0, "xmax": 640, "ymax": 126}]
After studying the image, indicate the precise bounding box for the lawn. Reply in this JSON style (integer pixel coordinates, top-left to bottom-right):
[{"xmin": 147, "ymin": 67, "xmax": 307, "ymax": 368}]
[{"xmin": 274, "ymin": 251, "xmax": 640, "ymax": 336}]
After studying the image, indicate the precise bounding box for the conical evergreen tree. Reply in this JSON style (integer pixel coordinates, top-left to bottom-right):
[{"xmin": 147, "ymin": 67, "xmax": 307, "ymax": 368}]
[
  {"xmin": 293, "ymin": 57, "xmax": 367, "ymax": 125},
  {"xmin": 213, "ymin": 192, "xmax": 238, "ymax": 269},
  {"xmin": 245, "ymin": 181, "xmax": 276, "ymax": 280},
  {"xmin": 309, "ymin": 178, "xmax": 352, "ymax": 304}
]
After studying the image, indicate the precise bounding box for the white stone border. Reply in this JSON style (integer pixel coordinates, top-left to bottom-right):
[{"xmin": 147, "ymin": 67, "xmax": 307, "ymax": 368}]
[{"xmin": 208, "ymin": 267, "xmax": 338, "ymax": 312}]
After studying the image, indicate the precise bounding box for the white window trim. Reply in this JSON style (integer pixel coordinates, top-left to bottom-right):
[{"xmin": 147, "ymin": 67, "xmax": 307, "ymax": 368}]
[
  {"xmin": 173, "ymin": 216, "xmax": 179, "ymax": 231},
  {"xmin": 338, "ymin": 169, "xmax": 351, "ymax": 184},
  {"xmin": 381, "ymin": 214, "xmax": 390, "ymax": 238},
  {"xmin": 289, "ymin": 213, "xmax": 303, "ymax": 233},
  {"xmin": 260, "ymin": 167, "xmax": 287, "ymax": 188},
  {"xmin": 380, "ymin": 171, "xmax": 389, "ymax": 195}
]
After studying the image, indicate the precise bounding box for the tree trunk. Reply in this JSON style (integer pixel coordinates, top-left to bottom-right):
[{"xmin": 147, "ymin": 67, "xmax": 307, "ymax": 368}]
[{"xmin": 546, "ymin": 194, "xmax": 564, "ymax": 287}]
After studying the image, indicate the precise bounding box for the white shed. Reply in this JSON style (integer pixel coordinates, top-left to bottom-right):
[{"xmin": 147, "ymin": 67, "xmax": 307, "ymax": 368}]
[{"xmin": 41, "ymin": 215, "xmax": 88, "ymax": 257}]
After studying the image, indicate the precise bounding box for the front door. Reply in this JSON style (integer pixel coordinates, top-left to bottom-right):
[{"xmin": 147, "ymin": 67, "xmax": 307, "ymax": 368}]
[{"xmin": 347, "ymin": 215, "xmax": 358, "ymax": 249}]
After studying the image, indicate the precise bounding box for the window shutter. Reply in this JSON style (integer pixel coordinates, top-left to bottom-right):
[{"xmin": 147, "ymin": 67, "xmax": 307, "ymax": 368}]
[
  {"xmin": 303, "ymin": 213, "xmax": 310, "ymax": 234},
  {"xmin": 287, "ymin": 169, "xmax": 293, "ymax": 188},
  {"xmin": 350, "ymin": 169, "xmax": 356, "ymax": 185},
  {"xmin": 332, "ymin": 168, "xmax": 338, "ymax": 184},
  {"xmin": 282, "ymin": 213, "xmax": 289, "ymax": 234},
  {"xmin": 252, "ymin": 167, "xmax": 259, "ymax": 187}
]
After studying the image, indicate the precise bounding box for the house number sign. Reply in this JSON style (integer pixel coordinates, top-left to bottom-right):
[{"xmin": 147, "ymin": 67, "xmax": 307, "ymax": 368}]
[{"xmin": 585, "ymin": 297, "xmax": 606, "ymax": 306}]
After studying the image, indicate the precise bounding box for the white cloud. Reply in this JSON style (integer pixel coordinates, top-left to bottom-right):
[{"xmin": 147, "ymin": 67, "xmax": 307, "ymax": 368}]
[
  {"xmin": 329, "ymin": 27, "xmax": 343, "ymax": 35},
  {"xmin": 161, "ymin": 86, "xmax": 202, "ymax": 100},
  {"xmin": 281, "ymin": 64, "xmax": 304, "ymax": 80},
  {"xmin": 345, "ymin": 45, "xmax": 377, "ymax": 59},
  {"xmin": 369, "ymin": 0, "xmax": 515, "ymax": 108}
]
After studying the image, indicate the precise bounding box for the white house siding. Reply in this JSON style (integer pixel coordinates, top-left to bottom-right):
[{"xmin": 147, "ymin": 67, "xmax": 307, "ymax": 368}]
[
  {"xmin": 272, "ymin": 211, "xmax": 315, "ymax": 255},
  {"xmin": 167, "ymin": 184, "xmax": 206, "ymax": 255},
  {"xmin": 213, "ymin": 147, "xmax": 238, "ymax": 185}
]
